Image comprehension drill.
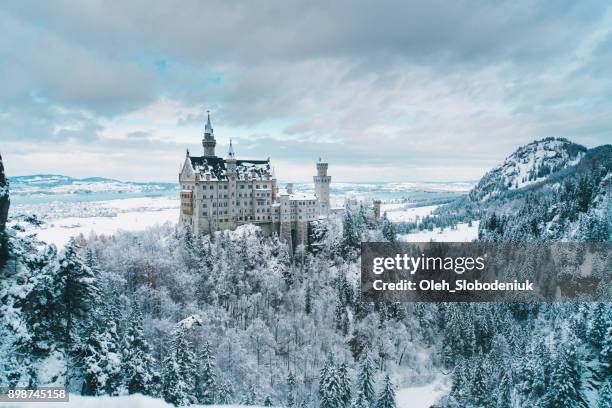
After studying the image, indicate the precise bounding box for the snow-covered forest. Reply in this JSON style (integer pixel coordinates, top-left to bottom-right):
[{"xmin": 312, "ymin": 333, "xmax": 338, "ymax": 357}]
[{"xmin": 1, "ymin": 139, "xmax": 611, "ymax": 407}]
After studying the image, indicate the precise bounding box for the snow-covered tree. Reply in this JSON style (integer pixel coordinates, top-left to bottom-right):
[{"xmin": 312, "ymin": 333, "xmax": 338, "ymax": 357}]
[
  {"xmin": 81, "ymin": 317, "xmax": 122, "ymax": 396},
  {"xmin": 374, "ymin": 375, "xmax": 396, "ymax": 408},
  {"xmin": 121, "ymin": 309, "xmax": 157, "ymax": 396},
  {"xmin": 380, "ymin": 213, "xmax": 396, "ymax": 242},
  {"xmin": 162, "ymin": 329, "xmax": 197, "ymax": 406},
  {"xmin": 357, "ymin": 351, "xmax": 376, "ymax": 404},
  {"xmin": 196, "ymin": 340, "xmax": 217, "ymax": 404}
]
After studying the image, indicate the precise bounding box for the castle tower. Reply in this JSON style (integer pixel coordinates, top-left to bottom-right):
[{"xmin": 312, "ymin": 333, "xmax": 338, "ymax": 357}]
[
  {"xmin": 314, "ymin": 158, "xmax": 331, "ymax": 216},
  {"xmin": 202, "ymin": 110, "xmax": 216, "ymax": 157},
  {"xmin": 226, "ymin": 139, "xmax": 237, "ymax": 229}
]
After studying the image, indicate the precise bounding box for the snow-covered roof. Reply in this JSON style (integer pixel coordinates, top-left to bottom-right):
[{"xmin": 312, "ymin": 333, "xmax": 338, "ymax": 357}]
[{"xmin": 189, "ymin": 156, "xmax": 273, "ymax": 181}]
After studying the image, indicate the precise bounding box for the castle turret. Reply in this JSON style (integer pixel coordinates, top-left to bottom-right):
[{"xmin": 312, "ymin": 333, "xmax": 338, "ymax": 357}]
[
  {"xmin": 314, "ymin": 158, "xmax": 331, "ymax": 216},
  {"xmin": 202, "ymin": 110, "xmax": 216, "ymax": 157}
]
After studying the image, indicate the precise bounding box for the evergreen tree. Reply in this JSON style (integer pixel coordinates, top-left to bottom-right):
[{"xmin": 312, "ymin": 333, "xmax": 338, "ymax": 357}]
[
  {"xmin": 496, "ymin": 371, "xmax": 512, "ymax": 408},
  {"xmin": 55, "ymin": 239, "xmax": 99, "ymax": 372},
  {"xmin": 319, "ymin": 355, "xmax": 342, "ymax": 408},
  {"xmin": 542, "ymin": 343, "xmax": 587, "ymax": 408},
  {"xmin": 287, "ymin": 372, "xmax": 297, "ymax": 408},
  {"xmin": 81, "ymin": 317, "xmax": 122, "ymax": 396},
  {"xmin": 162, "ymin": 329, "xmax": 197, "ymax": 406},
  {"xmin": 217, "ymin": 379, "xmax": 234, "ymax": 404},
  {"xmin": 357, "ymin": 350, "xmax": 376, "ymax": 404},
  {"xmin": 470, "ymin": 358, "xmax": 489, "ymax": 407},
  {"xmin": 121, "ymin": 309, "xmax": 157, "ymax": 395},
  {"xmin": 352, "ymin": 391, "xmax": 370, "ymax": 408},
  {"xmin": 342, "ymin": 211, "xmax": 360, "ymax": 254},
  {"xmin": 243, "ymin": 383, "xmax": 258, "ymax": 405},
  {"xmin": 264, "ymin": 395, "xmax": 273, "ymax": 406},
  {"xmin": 380, "ymin": 213, "xmax": 397, "ymax": 242},
  {"xmin": 600, "ymin": 326, "xmax": 612, "ymax": 379},
  {"xmin": 196, "ymin": 341, "xmax": 217, "ymax": 404},
  {"xmin": 374, "ymin": 375, "xmax": 396, "ymax": 408},
  {"xmin": 598, "ymin": 378, "xmax": 612, "ymax": 408},
  {"xmin": 338, "ymin": 362, "xmax": 352, "ymax": 407},
  {"xmin": 305, "ymin": 285, "xmax": 312, "ymax": 315},
  {"xmin": 335, "ymin": 297, "xmax": 349, "ymax": 335}
]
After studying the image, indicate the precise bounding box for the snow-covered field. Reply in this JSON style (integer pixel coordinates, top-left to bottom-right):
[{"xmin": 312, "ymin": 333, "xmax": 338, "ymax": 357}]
[
  {"xmin": 383, "ymin": 204, "xmax": 439, "ymax": 222},
  {"xmin": 3, "ymin": 394, "xmax": 264, "ymax": 408},
  {"xmin": 10, "ymin": 196, "xmax": 179, "ymax": 247},
  {"xmin": 399, "ymin": 221, "xmax": 480, "ymax": 242},
  {"xmin": 396, "ymin": 376, "xmax": 448, "ymax": 408}
]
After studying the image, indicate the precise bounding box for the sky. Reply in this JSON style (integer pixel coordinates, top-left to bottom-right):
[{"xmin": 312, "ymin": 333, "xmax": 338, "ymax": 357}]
[{"xmin": 1, "ymin": 1, "xmax": 612, "ymax": 182}]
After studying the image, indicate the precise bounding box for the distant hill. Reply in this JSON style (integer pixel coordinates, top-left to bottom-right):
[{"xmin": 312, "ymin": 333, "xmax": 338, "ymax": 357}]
[
  {"xmin": 469, "ymin": 137, "xmax": 587, "ymax": 201},
  {"xmin": 473, "ymin": 140, "xmax": 611, "ymax": 242},
  {"xmin": 8, "ymin": 174, "xmax": 177, "ymax": 196}
]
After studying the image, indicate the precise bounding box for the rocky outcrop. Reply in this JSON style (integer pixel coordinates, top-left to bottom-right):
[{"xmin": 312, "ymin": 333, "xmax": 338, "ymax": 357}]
[{"xmin": 0, "ymin": 153, "xmax": 9, "ymax": 267}]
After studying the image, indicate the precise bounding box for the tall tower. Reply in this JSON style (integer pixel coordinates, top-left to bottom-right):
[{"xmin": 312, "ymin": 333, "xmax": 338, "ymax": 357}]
[
  {"xmin": 226, "ymin": 139, "xmax": 237, "ymax": 229},
  {"xmin": 202, "ymin": 110, "xmax": 216, "ymax": 157},
  {"xmin": 314, "ymin": 158, "xmax": 331, "ymax": 216}
]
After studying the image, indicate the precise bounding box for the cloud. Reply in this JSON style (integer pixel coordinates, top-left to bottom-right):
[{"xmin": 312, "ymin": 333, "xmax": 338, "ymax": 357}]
[{"xmin": 1, "ymin": 1, "xmax": 611, "ymax": 182}]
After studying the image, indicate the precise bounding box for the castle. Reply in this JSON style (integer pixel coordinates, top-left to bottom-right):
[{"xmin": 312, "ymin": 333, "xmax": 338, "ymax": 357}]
[{"xmin": 179, "ymin": 112, "xmax": 331, "ymax": 251}]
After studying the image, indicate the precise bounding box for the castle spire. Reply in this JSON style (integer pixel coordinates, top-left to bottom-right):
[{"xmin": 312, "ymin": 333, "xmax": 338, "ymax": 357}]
[
  {"xmin": 227, "ymin": 139, "xmax": 235, "ymax": 159},
  {"xmin": 204, "ymin": 110, "xmax": 213, "ymax": 136},
  {"xmin": 202, "ymin": 109, "xmax": 217, "ymax": 157}
]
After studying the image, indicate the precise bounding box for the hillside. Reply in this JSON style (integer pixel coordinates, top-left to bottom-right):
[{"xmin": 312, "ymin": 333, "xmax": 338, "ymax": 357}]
[
  {"xmin": 469, "ymin": 137, "xmax": 587, "ymax": 201},
  {"xmin": 474, "ymin": 141, "xmax": 611, "ymax": 242}
]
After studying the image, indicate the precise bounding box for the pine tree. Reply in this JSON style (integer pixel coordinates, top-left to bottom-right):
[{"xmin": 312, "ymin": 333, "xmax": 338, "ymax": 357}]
[
  {"xmin": 357, "ymin": 351, "xmax": 376, "ymax": 404},
  {"xmin": 121, "ymin": 309, "xmax": 157, "ymax": 395},
  {"xmin": 380, "ymin": 213, "xmax": 397, "ymax": 242},
  {"xmin": 162, "ymin": 329, "xmax": 197, "ymax": 406},
  {"xmin": 496, "ymin": 371, "xmax": 512, "ymax": 408},
  {"xmin": 55, "ymin": 239, "xmax": 99, "ymax": 372},
  {"xmin": 305, "ymin": 285, "xmax": 312, "ymax": 315},
  {"xmin": 243, "ymin": 383, "xmax": 258, "ymax": 405},
  {"xmin": 319, "ymin": 355, "xmax": 342, "ymax": 408},
  {"xmin": 287, "ymin": 372, "xmax": 297, "ymax": 408},
  {"xmin": 335, "ymin": 297, "xmax": 349, "ymax": 335},
  {"xmin": 81, "ymin": 317, "xmax": 122, "ymax": 396},
  {"xmin": 352, "ymin": 391, "xmax": 370, "ymax": 408},
  {"xmin": 264, "ymin": 395, "xmax": 273, "ymax": 406},
  {"xmin": 600, "ymin": 326, "xmax": 612, "ymax": 379},
  {"xmin": 374, "ymin": 375, "xmax": 396, "ymax": 408},
  {"xmin": 598, "ymin": 378, "xmax": 612, "ymax": 408},
  {"xmin": 542, "ymin": 343, "xmax": 587, "ymax": 408},
  {"xmin": 196, "ymin": 341, "xmax": 217, "ymax": 404},
  {"xmin": 470, "ymin": 358, "xmax": 489, "ymax": 407},
  {"xmin": 338, "ymin": 362, "xmax": 352, "ymax": 407},
  {"xmin": 217, "ymin": 379, "xmax": 234, "ymax": 404},
  {"xmin": 342, "ymin": 211, "xmax": 360, "ymax": 254}
]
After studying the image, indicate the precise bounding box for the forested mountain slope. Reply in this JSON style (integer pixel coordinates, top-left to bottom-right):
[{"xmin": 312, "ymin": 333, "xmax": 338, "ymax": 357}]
[
  {"xmin": 477, "ymin": 143, "xmax": 611, "ymax": 242},
  {"xmin": 470, "ymin": 137, "xmax": 587, "ymax": 201}
]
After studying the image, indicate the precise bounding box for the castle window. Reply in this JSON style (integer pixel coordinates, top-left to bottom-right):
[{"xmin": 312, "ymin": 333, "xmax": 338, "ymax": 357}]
[{"xmin": 210, "ymin": 186, "xmax": 213, "ymax": 190}]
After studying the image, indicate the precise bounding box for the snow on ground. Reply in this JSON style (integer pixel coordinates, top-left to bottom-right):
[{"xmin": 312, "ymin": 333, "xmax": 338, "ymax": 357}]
[
  {"xmin": 396, "ymin": 376, "xmax": 448, "ymax": 408},
  {"xmin": 11, "ymin": 196, "xmax": 179, "ymax": 247},
  {"xmin": 399, "ymin": 221, "xmax": 480, "ymax": 242},
  {"xmin": 3, "ymin": 394, "xmax": 266, "ymax": 408},
  {"xmin": 384, "ymin": 205, "xmax": 439, "ymax": 222}
]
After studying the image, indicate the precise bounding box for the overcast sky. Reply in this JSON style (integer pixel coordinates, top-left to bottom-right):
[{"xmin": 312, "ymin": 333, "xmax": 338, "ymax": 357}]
[{"xmin": 1, "ymin": 1, "xmax": 611, "ymax": 182}]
